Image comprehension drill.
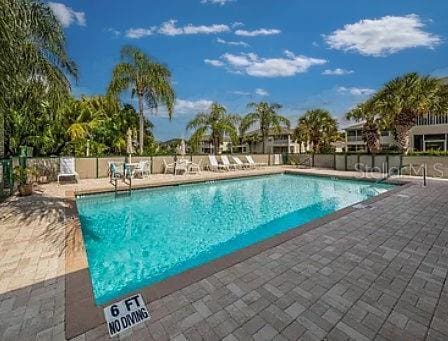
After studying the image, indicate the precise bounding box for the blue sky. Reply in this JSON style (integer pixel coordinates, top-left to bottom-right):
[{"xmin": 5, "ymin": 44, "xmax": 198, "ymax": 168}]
[{"xmin": 49, "ymin": 0, "xmax": 448, "ymax": 141}]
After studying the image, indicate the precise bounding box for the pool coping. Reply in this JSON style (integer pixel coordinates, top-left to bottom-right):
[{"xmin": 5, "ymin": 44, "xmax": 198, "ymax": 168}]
[{"xmin": 64, "ymin": 171, "xmax": 414, "ymax": 339}]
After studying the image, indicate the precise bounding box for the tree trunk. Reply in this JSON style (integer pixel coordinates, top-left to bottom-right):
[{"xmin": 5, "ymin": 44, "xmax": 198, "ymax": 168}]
[
  {"xmin": 262, "ymin": 131, "xmax": 267, "ymax": 154},
  {"xmin": 394, "ymin": 125, "xmax": 411, "ymax": 154},
  {"xmin": 138, "ymin": 94, "xmax": 144, "ymax": 154},
  {"xmin": 212, "ymin": 134, "xmax": 219, "ymax": 155},
  {"xmin": 362, "ymin": 122, "xmax": 380, "ymax": 154},
  {"xmin": 393, "ymin": 111, "xmax": 416, "ymax": 154}
]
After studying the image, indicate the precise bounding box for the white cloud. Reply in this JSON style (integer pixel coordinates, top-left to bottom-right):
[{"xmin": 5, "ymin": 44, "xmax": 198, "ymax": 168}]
[
  {"xmin": 231, "ymin": 90, "xmax": 251, "ymax": 96},
  {"xmin": 235, "ymin": 28, "xmax": 281, "ymax": 37},
  {"xmin": 337, "ymin": 86, "xmax": 375, "ymax": 96},
  {"xmin": 255, "ymin": 88, "xmax": 269, "ymax": 96},
  {"xmin": 324, "ymin": 14, "xmax": 441, "ymax": 56},
  {"xmin": 322, "ymin": 68, "xmax": 354, "ymax": 76},
  {"xmin": 231, "ymin": 22, "xmax": 244, "ymax": 28},
  {"xmin": 207, "ymin": 50, "xmax": 326, "ymax": 77},
  {"xmin": 106, "ymin": 28, "xmax": 121, "ymax": 37},
  {"xmin": 216, "ymin": 37, "xmax": 249, "ymax": 47},
  {"xmin": 159, "ymin": 20, "xmax": 229, "ymax": 36},
  {"xmin": 125, "ymin": 28, "xmax": 156, "ymax": 39},
  {"xmin": 204, "ymin": 59, "xmax": 225, "ymax": 67},
  {"xmin": 48, "ymin": 2, "xmax": 86, "ymax": 28},
  {"xmin": 200, "ymin": 0, "xmax": 234, "ymax": 5},
  {"xmin": 175, "ymin": 99, "xmax": 213, "ymax": 114}
]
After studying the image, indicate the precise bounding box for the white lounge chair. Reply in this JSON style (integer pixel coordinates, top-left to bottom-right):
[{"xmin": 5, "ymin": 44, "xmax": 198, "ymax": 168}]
[
  {"xmin": 221, "ymin": 155, "xmax": 238, "ymax": 170},
  {"xmin": 208, "ymin": 155, "xmax": 228, "ymax": 171},
  {"xmin": 163, "ymin": 159, "xmax": 175, "ymax": 174},
  {"xmin": 58, "ymin": 157, "xmax": 79, "ymax": 185},
  {"xmin": 134, "ymin": 161, "xmax": 150, "ymax": 179},
  {"xmin": 274, "ymin": 154, "xmax": 282, "ymax": 165},
  {"xmin": 232, "ymin": 156, "xmax": 252, "ymax": 169},
  {"xmin": 175, "ymin": 159, "xmax": 189, "ymax": 175},
  {"xmin": 246, "ymin": 155, "xmax": 267, "ymax": 168},
  {"xmin": 189, "ymin": 160, "xmax": 202, "ymax": 174}
]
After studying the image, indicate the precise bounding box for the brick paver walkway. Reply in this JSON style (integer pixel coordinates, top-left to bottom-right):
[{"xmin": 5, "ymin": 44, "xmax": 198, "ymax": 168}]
[{"xmin": 0, "ymin": 171, "xmax": 447, "ymax": 340}]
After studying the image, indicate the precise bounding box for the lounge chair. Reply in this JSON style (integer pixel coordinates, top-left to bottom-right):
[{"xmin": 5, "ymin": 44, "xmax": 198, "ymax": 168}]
[
  {"xmin": 189, "ymin": 160, "xmax": 202, "ymax": 174},
  {"xmin": 58, "ymin": 157, "xmax": 79, "ymax": 185},
  {"xmin": 232, "ymin": 156, "xmax": 252, "ymax": 169},
  {"xmin": 134, "ymin": 161, "xmax": 150, "ymax": 179},
  {"xmin": 208, "ymin": 155, "xmax": 228, "ymax": 171},
  {"xmin": 175, "ymin": 159, "xmax": 189, "ymax": 175},
  {"xmin": 246, "ymin": 155, "xmax": 267, "ymax": 168},
  {"xmin": 221, "ymin": 155, "xmax": 238, "ymax": 170},
  {"xmin": 163, "ymin": 159, "xmax": 175, "ymax": 174},
  {"xmin": 274, "ymin": 154, "xmax": 282, "ymax": 165}
]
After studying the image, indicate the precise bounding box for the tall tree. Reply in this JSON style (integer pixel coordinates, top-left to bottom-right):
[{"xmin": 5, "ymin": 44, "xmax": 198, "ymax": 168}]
[
  {"xmin": 0, "ymin": 0, "xmax": 77, "ymax": 155},
  {"xmin": 295, "ymin": 109, "xmax": 338, "ymax": 153},
  {"xmin": 108, "ymin": 46, "xmax": 175, "ymax": 154},
  {"xmin": 346, "ymin": 100, "xmax": 385, "ymax": 154},
  {"xmin": 371, "ymin": 73, "xmax": 448, "ymax": 153},
  {"xmin": 242, "ymin": 102, "xmax": 290, "ymax": 153},
  {"xmin": 187, "ymin": 103, "xmax": 238, "ymax": 155}
]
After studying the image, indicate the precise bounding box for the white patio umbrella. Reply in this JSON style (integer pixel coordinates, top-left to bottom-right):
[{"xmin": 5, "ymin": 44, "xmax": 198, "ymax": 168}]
[
  {"xmin": 180, "ymin": 139, "xmax": 186, "ymax": 156},
  {"xmin": 126, "ymin": 128, "xmax": 134, "ymax": 163}
]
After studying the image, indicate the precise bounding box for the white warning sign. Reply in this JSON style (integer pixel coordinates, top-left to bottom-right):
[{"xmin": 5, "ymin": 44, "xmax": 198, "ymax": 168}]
[{"xmin": 104, "ymin": 294, "xmax": 151, "ymax": 337}]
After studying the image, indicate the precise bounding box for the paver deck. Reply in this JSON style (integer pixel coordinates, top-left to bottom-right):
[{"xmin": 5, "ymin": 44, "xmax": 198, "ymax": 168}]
[{"xmin": 1, "ymin": 167, "xmax": 448, "ymax": 340}]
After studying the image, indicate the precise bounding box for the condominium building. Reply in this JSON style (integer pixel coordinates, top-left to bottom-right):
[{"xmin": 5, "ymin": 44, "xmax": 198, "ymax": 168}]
[
  {"xmin": 197, "ymin": 128, "xmax": 305, "ymax": 154},
  {"xmin": 242, "ymin": 128, "xmax": 305, "ymax": 154},
  {"xmin": 344, "ymin": 113, "xmax": 448, "ymax": 152}
]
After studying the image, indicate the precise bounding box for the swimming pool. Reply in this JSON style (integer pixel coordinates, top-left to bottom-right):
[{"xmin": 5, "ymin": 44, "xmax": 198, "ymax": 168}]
[{"xmin": 76, "ymin": 174, "xmax": 393, "ymax": 304}]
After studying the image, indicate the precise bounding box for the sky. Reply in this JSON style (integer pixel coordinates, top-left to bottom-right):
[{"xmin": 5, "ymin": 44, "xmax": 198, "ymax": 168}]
[{"xmin": 48, "ymin": 0, "xmax": 448, "ymax": 141}]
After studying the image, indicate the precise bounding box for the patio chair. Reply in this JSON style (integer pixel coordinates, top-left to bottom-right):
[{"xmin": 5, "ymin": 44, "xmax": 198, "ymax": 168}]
[
  {"xmin": 208, "ymin": 155, "xmax": 228, "ymax": 171},
  {"xmin": 246, "ymin": 155, "xmax": 267, "ymax": 168},
  {"xmin": 108, "ymin": 162, "xmax": 124, "ymax": 181},
  {"xmin": 274, "ymin": 154, "xmax": 282, "ymax": 165},
  {"xmin": 221, "ymin": 155, "xmax": 238, "ymax": 170},
  {"xmin": 175, "ymin": 159, "xmax": 189, "ymax": 175},
  {"xmin": 134, "ymin": 160, "xmax": 150, "ymax": 179},
  {"xmin": 189, "ymin": 160, "xmax": 202, "ymax": 174},
  {"xmin": 58, "ymin": 157, "xmax": 79, "ymax": 185},
  {"xmin": 163, "ymin": 159, "xmax": 175, "ymax": 174},
  {"xmin": 232, "ymin": 156, "xmax": 252, "ymax": 169}
]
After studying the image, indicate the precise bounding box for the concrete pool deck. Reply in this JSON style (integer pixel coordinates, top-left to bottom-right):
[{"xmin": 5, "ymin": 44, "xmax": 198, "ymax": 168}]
[{"xmin": 1, "ymin": 167, "xmax": 448, "ymax": 340}]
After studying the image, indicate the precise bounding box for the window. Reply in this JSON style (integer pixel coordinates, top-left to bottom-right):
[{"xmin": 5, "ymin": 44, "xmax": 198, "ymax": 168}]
[{"xmin": 414, "ymin": 135, "xmax": 423, "ymax": 151}]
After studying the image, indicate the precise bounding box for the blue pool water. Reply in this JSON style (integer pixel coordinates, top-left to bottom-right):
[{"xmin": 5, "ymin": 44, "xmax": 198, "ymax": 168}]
[{"xmin": 76, "ymin": 174, "xmax": 393, "ymax": 304}]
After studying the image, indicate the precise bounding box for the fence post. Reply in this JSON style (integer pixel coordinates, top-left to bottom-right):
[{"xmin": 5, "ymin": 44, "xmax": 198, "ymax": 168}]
[
  {"xmin": 333, "ymin": 153, "xmax": 336, "ymax": 170},
  {"xmin": 96, "ymin": 158, "xmax": 99, "ymax": 178},
  {"xmin": 344, "ymin": 154, "xmax": 347, "ymax": 171}
]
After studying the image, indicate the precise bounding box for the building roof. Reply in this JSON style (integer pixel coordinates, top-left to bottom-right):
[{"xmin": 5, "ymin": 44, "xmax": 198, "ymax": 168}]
[
  {"xmin": 343, "ymin": 122, "xmax": 364, "ymax": 131},
  {"xmin": 245, "ymin": 127, "xmax": 293, "ymax": 136}
]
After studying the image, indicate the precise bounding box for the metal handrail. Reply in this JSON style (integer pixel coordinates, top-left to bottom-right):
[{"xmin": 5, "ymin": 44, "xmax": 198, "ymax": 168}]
[{"xmin": 376, "ymin": 163, "xmax": 427, "ymax": 187}]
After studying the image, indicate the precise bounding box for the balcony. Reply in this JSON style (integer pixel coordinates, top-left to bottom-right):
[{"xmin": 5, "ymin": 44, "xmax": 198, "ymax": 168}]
[
  {"xmin": 347, "ymin": 136, "xmax": 363, "ymax": 142},
  {"xmin": 417, "ymin": 114, "xmax": 448, "ymax": 126}
]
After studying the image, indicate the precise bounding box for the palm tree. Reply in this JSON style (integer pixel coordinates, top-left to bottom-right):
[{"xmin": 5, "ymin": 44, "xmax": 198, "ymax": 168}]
[
  {"xmin": 187, "ymin": 103, "xmax": 238, "ymax": 155},
  {"xmin": 295, "ymin": 109, "xmax": 338, "ymax": 153},
  {"xmin": 370, "ymin": 73, "xmax": 448, "ymax": 153},
  {"xmin": 0, "ymin": 0, "xmax": 77, "ymax": 99},
  {"xmin": 1, "ymin": 0, "xmax": 77, "ymax": 156},
  {"xmin": 242, "ymin": 102, "xmax": 290, "ymax": 153},
  {"xmin": 346, "ymin": 100, "xmax": 385, "ymax": 154},
  {"xmin": 108, "ymin": 45, "xmax": 175, "ymax": 154}
]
